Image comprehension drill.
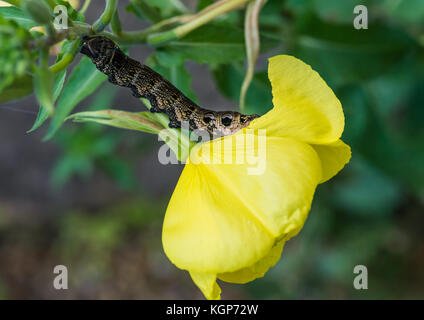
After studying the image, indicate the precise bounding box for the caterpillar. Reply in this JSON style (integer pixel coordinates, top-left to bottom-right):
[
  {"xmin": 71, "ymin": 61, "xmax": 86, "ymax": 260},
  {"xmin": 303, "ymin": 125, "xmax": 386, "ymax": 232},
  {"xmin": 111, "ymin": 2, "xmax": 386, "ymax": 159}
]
[{"xmin": 80, "ymin": 36, "xmax": 259, "ymax": 137}]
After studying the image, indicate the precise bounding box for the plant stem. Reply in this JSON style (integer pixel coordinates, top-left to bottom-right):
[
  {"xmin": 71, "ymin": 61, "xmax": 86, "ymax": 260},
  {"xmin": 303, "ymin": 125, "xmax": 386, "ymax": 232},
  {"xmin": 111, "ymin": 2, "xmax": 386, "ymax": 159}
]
[
  {"xmin": 49, "ymin": 39, "xmax": 81, "ymax": 73},
  {"xmin": 111, "ymin": 8, "xmax": 122, "ymax": 35},
  {"xmin": 92, "ymin": 0, "xmax": 118, "ymax": 33},
  {"xmin": 39, "ymin": 47, "xmax": 49, "ymax": 69},
  {"xmin": 175, "ymin": 0, "xmax": 249, "ymax": 38},
  {"xmin": 144, "ymin": 14, "xmax": 193, "ymax": 34},
  {"xmin": 240, "ymin": 0, "xmax": 266, "ymax": 111},
  {"xmin": 148, "ymin": 0, "xmax": 250, "ymax": 45},
  {"xmin": 80, "ymin": 0, "xmax": 92, "ymax": 14}
]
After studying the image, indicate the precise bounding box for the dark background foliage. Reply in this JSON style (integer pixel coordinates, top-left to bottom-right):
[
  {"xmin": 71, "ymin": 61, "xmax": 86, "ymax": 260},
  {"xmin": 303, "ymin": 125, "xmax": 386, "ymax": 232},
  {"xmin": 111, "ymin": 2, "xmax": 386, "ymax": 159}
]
[{"xmin": 0, "ymin": 0, "xmax": 423, "ymax": 299}]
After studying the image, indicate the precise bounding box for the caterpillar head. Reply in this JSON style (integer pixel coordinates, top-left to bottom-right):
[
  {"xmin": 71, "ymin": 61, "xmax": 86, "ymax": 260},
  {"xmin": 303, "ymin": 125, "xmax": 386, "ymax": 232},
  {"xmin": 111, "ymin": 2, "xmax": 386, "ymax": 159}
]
[
  {"xmin": 222, "ymin": 113, "xmax": 259, "ymax": 135},
  {"xmin": 203, "ymin": 112, "xmax": 259, "ymax": 136},
  {"xmin": 80, "ymin": 36, "xmax": 118, "ymax": 64}
]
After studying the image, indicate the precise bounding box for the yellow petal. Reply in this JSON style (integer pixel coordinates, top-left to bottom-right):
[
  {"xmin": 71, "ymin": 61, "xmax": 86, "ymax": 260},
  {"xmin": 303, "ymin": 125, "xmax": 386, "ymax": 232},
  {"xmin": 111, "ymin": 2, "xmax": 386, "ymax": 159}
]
[
  {"xmin": 67, "ymin": 0, "xmax": 80, "ymax": 9},
  {"xmin": 250, "ymin": 55, "xmax": 344, "ymax": 145},
  {"xmin": 218, "ymin": 239, "xmax": 285, "ymax": 284},
  {"xmin": 189, "ymin": 272, "xmax": 221, "ymax": 300},
  {"xmin": 312, "ymin": 139, "xmax": 351, "ymax": 183},
  {"xmin": 162, "ymin": 133, "xmax": 321, "ymax": 276}
]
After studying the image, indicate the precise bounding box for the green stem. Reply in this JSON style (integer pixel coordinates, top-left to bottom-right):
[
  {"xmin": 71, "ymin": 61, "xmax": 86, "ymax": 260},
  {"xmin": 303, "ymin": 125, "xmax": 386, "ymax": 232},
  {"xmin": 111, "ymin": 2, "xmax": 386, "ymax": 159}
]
[
  {"xmin": 70, "ymin": 21, "xmax": 93, "ymax": 36},
  {"xmin": 80, "ymin": 0, "xmax": 92, "ymax": 14},
  {"xmin": 111, "ymin": 8, "xmax": 122, "ymax": 35},
  {"xmin": 101, "ymin": 14, "xmax": 194, "ymax": 45},
  {"xmin": 44, "ymin": 20, "xmax": 56, "ymax": 38},
  {"xmin": 148, "ymin": 0, "xmax": 250, "ymax": 45},
  {"xmin": 39, "ymin": 47, "xmax": 49, "ymax": 69},
  {"xmin": 49, "ymin": 39, "xmax": 81, "ymax": 73},
  {"xmin": 92, "ymin": 0, "xmax": 118, "ymax": 33},
  {"xmin": 175, "ymin": 0, "xmax": 249, "ymax": 37},
  {"xmin": 170, "ymin": 0, "xmax": 189, "ymax": 13},
  {"xmin": 240, "ymin": 0, "xmax": 266, "ymax": 112},
  {"xmin": 144, "ymin": 14, "xmax": 193, "ymax": 34}
]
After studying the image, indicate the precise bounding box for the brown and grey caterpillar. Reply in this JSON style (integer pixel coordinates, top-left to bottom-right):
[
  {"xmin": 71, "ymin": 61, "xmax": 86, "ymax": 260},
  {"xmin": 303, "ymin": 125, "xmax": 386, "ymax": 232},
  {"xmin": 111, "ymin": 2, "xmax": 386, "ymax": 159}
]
[{"xmin": 80, "ymin": 36, "xmax": 259, "ymax": 137}]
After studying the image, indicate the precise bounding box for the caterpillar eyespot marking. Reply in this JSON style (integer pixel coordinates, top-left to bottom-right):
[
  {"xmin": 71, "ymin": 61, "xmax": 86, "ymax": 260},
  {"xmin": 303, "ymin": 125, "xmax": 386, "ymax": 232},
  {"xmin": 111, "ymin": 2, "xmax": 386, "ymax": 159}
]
[{"xmin": 80, "ymin": 36, "xmax": 259, "ymax": 137}]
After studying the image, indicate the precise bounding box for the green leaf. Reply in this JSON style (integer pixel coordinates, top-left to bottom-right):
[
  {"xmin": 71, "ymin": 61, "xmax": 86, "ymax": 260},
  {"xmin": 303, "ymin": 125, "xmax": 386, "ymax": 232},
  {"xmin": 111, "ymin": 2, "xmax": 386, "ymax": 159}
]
[
  {"xmin": 98, "ymin": 156, "xmax": 138, "ymax": 190},
  {"xmin": 0, "ymin": 6, "xmax": 37, "ymax": 29},
  {"xmin": 353, "ymin": 88, "xmax": 424, "ymax": 191},
  {"xmin": 380, "ymin": 0, "xmax": 424, "ymax": 24},
  {"xmin": 163, "ymin": 23, "xmax": 279, "ymax": 64},
  {"xmin": 329, "ymin": 157, "xmax": 402, "ymax": 216},
  {"xmin": 53, "ymin": 69, "xmax": 67, "ymax": 101},
  {"xmin": 126, "ymin": 2, "xmax": 159, "ymax": 22},
  {"xmin": 22, "ymin": 0, "xmax": 52, "ymax": 26},
  {"xmin": 292, "ymin": 15, "xmax": 418, "ymax": 87},
  {"xmin": 0, "ymin": 74, "xmax": 33, "ymax": 103},
  {"xmin": 310, "ymin": 0, "xmax": 368, "ymax": 24},
  {"xmin": 197, "ymin": 0, "xmax": 214, "ymax": 11},
  {"xmin": 126, "ymin": 0, "xmax": 184, "ymax": 22},
  {"xmin": 212, "ymin": 63, "xmax": 272, "ymax": 115},
  {"xmin": 366, "ymin": 56, "xmax": 420, "ymax": 124},
  {"xmin": 33, "ymin": 65, "xmax": 54, "ymax": 116},
  {"xmin": 44, "ymin": 56, "xmax": 107, "ymax": 140},
  {"xmin": 147, "ymin": 50, "xmax": 198, "ymax": 103},
  {"xmin": 51, "ymin": 153, "xmax": 93, "ymax": 187},
  {"xmin": 28, "ymin": 69, "xmax": 67, "ymax": 133},
  {"xmin": 336, "ymin": 85, "xmax": 368, "ymax": 145},
  {"xmin": 67, "ymin": 109, "xmax": 164, "ymax": 135}
]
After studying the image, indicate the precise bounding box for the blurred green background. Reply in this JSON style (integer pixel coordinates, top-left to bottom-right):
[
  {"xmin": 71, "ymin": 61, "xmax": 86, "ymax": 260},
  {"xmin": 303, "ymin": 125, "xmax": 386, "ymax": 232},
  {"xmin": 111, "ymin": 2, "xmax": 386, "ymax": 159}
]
[{"xmin": 0, "ymin": 0, "xmax": 423, "ymax": 299}]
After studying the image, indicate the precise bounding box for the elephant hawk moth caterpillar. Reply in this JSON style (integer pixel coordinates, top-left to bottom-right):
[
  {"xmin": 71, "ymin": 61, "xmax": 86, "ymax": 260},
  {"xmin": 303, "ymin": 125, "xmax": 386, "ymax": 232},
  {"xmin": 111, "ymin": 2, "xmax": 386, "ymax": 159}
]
[{"xmin": 80, "ymin": 36, "xmax": 259, "ymax": 137}]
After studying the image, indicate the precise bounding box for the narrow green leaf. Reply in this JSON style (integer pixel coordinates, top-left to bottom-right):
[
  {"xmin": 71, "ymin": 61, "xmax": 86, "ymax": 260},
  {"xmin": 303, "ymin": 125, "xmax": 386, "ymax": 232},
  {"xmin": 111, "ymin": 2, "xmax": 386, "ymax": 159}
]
[
  {"xmin": 165, "ymin": 24, "xmax": 245, "ymax": 63},
  {"xmin": 126, "ymin": 0, "xmax": 162, "ymax": 22},
  {"xmin": 163, "ymin": 23, "xmax": 278, "ymax": 64},
  {"xmin": 33, "ymin": 66, "xmax": 54, "ymax": 116},
  {"xmin": 67, "ymin": 109, "xmax": 164, "ymax": 134},
  {"xmin": 22, "ymin": 0, "xmax": 52, "ymax": 26},
  {"xmin": 44, "ymin": 57, "xmax": 107, "ymax": 140},
  {"xmin": 53, "ymin": 69, "xmax": 67, "ymax": 101},
  {"xmin": 28, "ymin": 69, "xmax": 67, "ymax": 133}
]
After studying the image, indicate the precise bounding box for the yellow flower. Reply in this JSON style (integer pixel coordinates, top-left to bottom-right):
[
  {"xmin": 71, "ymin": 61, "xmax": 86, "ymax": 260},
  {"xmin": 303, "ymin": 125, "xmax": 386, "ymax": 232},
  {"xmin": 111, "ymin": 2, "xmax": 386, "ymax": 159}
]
[{"xmin": 162, "ymin": 55, "xmax": 351, "ymax": 299}]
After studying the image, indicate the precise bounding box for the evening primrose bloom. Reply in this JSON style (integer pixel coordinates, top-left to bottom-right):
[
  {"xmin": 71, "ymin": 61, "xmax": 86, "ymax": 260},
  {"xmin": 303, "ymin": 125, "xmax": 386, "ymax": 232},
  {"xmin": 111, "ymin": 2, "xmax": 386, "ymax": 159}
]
[{"xmin": 162, "ymin": 55, "xmax": 351, "ymax": 299}]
